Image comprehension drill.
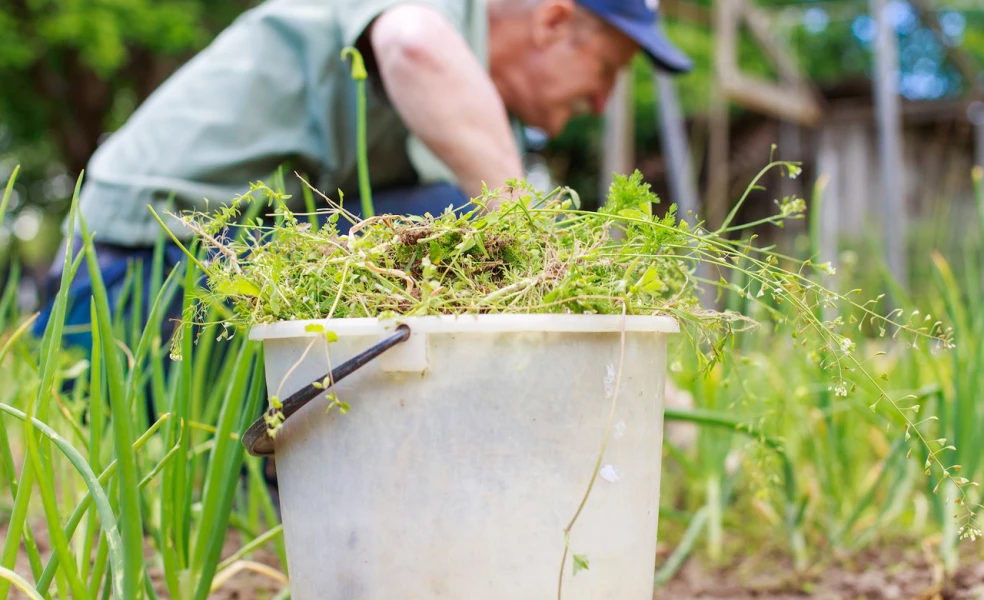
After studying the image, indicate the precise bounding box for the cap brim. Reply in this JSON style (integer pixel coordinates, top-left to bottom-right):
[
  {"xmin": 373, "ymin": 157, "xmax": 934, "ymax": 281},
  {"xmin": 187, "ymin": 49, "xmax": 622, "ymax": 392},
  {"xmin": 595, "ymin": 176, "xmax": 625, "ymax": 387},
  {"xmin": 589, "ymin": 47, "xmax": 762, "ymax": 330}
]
[{"xmin": 605, "ymin": 14, "xmax": 694, "ymax": 74}]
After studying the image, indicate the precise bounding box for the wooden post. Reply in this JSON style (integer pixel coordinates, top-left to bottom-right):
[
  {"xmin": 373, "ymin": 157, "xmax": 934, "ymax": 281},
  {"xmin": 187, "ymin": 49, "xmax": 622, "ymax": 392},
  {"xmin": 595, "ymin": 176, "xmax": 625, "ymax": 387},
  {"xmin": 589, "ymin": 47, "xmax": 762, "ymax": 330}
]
[
  {"xmin": 655, "ymin": 71, "xmax": 698, "ymax": 219},
  {"xmin": 842, "ymin": 125, "xmax": 869, "ymax": 239},
  {"xmin": 707, "ymin": 0, "xmax": 737, "ymax": 232},
  {"xmin": 655, "ymin": 66, "xmax": 713, "ymax": 308},
  {"xmin": 977, "ymin": 119, "xmax": 984, "ymax": 171},
  {"xmin": 715, "ymin": 0, "xmax": 823, "ymax": 127},
  {"xmin": 969, "ymin": 101, "xmax": 984, "ymax": 169},
  {"xmin": 600, "ymin": 68, "xmax": 635, "ymax": 204},
  {"xmin": 776, "ymin": 19, "xmax": 805, "ymax": 248},
  {"xmin": 816, "ymin": 127, "xmax": 840, "ymax": 321},
  {"xmin": 870, "ymin": 0, "xmax": 907, "ymax": 293}
]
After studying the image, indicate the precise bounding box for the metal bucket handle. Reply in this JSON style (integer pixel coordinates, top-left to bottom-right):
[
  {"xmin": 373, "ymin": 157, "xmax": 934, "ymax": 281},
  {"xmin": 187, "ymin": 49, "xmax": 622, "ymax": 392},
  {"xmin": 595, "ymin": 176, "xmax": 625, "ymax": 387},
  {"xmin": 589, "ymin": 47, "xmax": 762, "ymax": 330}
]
[{"xmin": 242, "ymin": 324, "xmax": 412, "ymax": 456}]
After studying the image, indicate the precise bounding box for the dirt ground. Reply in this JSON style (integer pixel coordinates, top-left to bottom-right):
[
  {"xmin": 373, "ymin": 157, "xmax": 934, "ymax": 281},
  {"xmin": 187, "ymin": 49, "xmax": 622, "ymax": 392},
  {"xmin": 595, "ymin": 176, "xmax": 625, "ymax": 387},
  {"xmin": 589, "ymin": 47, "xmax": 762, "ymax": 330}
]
[
  {"xmin": 0, "ymin": 518, "xmax": 287, "ymax": 599},
  {"xmin": 4, "ymin": 518, "xmax": 984, "ymax": 599},
  {"xmin": 655, "ymin": 539, "xmax": 984, "ymax": 600}
]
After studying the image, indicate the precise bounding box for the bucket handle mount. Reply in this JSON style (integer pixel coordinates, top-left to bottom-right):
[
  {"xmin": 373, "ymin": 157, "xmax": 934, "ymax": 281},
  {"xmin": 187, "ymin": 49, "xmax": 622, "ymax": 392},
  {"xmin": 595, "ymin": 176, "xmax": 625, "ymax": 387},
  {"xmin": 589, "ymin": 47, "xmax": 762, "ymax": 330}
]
[{"xmin": 241, "ymin": 324, "xmax": 412, "ymax": 457}]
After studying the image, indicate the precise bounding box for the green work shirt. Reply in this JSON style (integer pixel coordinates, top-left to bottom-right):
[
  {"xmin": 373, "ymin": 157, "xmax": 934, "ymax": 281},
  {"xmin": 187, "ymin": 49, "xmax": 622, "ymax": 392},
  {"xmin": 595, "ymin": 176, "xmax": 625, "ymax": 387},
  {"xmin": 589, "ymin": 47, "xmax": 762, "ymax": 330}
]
[{"xmin": 71, "ymin": 0, "xmax": 524, "ymax": 247}]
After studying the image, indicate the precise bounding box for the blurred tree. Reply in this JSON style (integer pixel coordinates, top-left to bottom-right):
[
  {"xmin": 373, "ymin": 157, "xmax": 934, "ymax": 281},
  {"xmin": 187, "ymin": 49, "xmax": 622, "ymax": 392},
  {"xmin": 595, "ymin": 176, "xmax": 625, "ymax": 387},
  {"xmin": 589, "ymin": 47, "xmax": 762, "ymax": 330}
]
[
  {"xmin": 0, "ymin": 0, "xmax": 255, "ymax": 273},
  {"xmin": 0, "ymin": 0, "xmax": 255, "ymax": 178}
]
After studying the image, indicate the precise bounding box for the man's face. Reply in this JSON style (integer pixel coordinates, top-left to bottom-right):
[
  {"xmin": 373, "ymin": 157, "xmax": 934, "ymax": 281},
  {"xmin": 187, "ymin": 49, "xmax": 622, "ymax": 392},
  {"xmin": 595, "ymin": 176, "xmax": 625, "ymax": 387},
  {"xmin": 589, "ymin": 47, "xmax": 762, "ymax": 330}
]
[{"xmin": 513, "ymin": 5, "xmax": 640, "ymax": 136}]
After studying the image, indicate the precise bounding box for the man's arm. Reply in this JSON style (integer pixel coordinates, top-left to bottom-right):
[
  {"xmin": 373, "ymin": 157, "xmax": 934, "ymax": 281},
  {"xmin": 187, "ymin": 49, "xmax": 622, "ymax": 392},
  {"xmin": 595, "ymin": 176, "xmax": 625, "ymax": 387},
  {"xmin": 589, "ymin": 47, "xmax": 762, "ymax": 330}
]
[{"xmin": 368, "ymin": 4, "xmax": 524, "ymax": 203}]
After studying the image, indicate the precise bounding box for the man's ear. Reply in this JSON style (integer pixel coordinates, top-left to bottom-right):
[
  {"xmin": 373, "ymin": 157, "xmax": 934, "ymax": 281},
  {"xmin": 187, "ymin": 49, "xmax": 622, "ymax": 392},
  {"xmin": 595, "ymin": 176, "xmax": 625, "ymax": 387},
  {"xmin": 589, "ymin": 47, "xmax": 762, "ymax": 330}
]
[{"xmin": 530, "ymin": 0, "xmax": 577, "ymax": 48}]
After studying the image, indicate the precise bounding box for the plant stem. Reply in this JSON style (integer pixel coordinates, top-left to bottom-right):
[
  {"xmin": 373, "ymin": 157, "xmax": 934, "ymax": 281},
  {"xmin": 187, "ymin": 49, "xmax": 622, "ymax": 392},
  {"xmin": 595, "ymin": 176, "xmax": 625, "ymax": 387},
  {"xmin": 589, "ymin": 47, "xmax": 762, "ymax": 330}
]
[
  {"xmin": 653, "ymin": 507, "xmax": 709, "ymax": 588},
  {"xmin": 973, "ymin": 166, "xmax": 983, "ymax": 250},
  {"xmin": 34, "ymin": 414, "xmax": 171, "ymax": 596},
  {"xmin": 716, "ymin": 160, "xmax": 798, "ymax": 234},
  {"xmin": 0, "ymin": 165, "xmax": 18, "ymax": 230},
  {"xmin": 148, "ymin": 205, "xmax": 214, "ymax": 276},
  {"xmin": 0, "ymin": 567, "xmax": 43, "ymax": 600},
  {"xmin": 1, "ymin": 403, "xmax": 126, "ymax": 598},
  {"xmin": 557, "ymin": 303, "xmax": 627, "ymax": 600},
  {"xmin": 79, "ymin": 212, "xmax": 145, "ymax": 600},
  {"xmin": 664, "ymin": 408, "xmax": 796, "ymax": 501},
  {"xmin": 342, "ymin": 47, "xmax": 373, "ymax": 219},
  {"xmin": 302, "ymin": 175, "xmax": 318, "ymax": 228},
  {"xmin": 215, "ymin": 525, "xmax": 284, "ymax": 574}
]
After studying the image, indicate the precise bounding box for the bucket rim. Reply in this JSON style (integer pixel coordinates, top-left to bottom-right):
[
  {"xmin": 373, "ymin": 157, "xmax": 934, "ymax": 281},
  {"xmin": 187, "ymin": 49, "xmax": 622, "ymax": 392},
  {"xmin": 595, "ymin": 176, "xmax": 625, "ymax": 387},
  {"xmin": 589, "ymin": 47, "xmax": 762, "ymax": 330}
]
[{"xmin": 248, "ymin": 314, "xmax": 679, "ymax": 341}]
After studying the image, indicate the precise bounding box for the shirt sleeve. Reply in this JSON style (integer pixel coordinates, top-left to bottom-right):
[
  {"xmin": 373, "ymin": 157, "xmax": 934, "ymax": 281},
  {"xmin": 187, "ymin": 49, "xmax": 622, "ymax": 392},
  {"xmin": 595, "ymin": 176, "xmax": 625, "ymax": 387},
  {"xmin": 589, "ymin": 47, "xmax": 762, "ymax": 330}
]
[{"xmin": 338, "ymin": 0, "xmax": 468, "ymax": 50}]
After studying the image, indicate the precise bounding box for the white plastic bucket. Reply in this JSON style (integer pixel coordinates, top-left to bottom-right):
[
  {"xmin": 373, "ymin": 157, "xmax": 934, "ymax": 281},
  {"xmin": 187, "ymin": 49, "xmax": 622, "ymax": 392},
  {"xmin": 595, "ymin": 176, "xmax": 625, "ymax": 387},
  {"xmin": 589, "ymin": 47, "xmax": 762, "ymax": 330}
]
[{"xmin": 249, "ymin": 314, "xmax": 678, "ymax": 599}]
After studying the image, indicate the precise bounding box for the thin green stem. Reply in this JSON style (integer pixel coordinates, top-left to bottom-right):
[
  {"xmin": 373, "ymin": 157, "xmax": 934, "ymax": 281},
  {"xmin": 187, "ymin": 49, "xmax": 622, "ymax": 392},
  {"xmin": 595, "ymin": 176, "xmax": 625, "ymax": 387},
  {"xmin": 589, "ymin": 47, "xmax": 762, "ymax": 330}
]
[
  {"xmin": 2, "ymin": 403, "xmax": 126, "ymax": 599},
  {"xmin": 342, "ymin": 47, "xmax": 373, "ymax": 218},
  {"xmin": 35, "ymin": 413, "xmax": 170, "ymax": 596},
  {"xmin": 147, "ymin": 205, "xmax": 214, "ymax": 276},
  {"xmin": 0, "ymin": 567, "xmax": 43, "ymax": 600},
  {"xmin": 215, "ymin": 525, "xmax": 284, "ymax": 574},
  {"xmin": 79, "ymin": 211, "xmax": 145, "ymax": 600},
  {"xmin": 653, "ymin": 507, "xmax": 709, "ymax": 588},
  {"xmin": 716, "ymin": 160, "xmax": 800, "ymax": 234},
  {"xmin": 0, "ymin": 165, "xmax": 18, "ymax": 230},
  {"xmin": 557, "ymin": 303, "xmax": 627, "ymax": 600}
]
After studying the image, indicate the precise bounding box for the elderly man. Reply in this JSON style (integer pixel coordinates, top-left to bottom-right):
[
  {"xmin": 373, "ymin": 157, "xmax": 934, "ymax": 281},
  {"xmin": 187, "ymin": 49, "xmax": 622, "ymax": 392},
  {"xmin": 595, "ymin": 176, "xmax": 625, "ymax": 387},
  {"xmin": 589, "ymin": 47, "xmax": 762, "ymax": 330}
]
[{"xmin": 37, "ymin": 0, "xmax": 691, "ymax": 345}]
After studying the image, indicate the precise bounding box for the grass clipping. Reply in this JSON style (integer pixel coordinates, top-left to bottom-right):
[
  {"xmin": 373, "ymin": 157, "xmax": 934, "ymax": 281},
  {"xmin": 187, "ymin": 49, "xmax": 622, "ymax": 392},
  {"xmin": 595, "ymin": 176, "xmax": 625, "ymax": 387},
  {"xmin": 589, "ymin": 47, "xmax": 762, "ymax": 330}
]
[
  {"xmin": 169, "ymin": 163, "xmax": 955, "ymax": 380},
  {"xmin": 177, "ymin": 171, "xmax": 741, "ymax": 341}
]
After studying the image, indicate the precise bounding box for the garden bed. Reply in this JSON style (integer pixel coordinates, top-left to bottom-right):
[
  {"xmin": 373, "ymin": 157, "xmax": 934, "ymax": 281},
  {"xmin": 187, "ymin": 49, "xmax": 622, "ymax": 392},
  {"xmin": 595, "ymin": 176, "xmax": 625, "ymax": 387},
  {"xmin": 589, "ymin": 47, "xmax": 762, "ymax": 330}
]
[
  {"xmin": 6, "ymin": 515, "xmax": 983, "ymax": 599},
  {"xmin": 0, "ymin": 518, "xmax": 287, "ymax": 599},
  {"xmin": 655, "ymin": 537, "xmax": 984, "ymax": 600}
]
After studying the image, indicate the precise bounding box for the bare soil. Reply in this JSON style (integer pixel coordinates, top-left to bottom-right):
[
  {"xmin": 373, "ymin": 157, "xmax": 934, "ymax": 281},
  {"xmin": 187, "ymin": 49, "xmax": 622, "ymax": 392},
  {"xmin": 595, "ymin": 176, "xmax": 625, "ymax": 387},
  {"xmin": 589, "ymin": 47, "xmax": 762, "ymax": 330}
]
[
  {"xmin": 5, "ymin": 516, "xmax": 984, "ymax": 599},
  {"xmin": 654, "ymin": 538, "xmax": 984, "ymax": 600},
  {"xmin": 1, "ymin": 517, "xmax": 286, "ymax": 599}
]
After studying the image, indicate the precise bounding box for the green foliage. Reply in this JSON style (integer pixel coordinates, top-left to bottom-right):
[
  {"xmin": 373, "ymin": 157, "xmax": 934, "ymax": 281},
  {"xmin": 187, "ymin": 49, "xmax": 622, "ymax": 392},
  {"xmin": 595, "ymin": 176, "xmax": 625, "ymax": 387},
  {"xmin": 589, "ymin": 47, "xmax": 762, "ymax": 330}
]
[
  {"xmin": 173, "ymin": 174, "xmax": 696, "ymax": 322},
  {"xmin": 2, "ymin": 0, "xmax": 983, "ymax": 593},
  {"xmin": 0, "ymin": 166, "xmax": 285, "ymax": 599},
  {"xmin": 572, "ymin": 554, "xmax": 589, "ymax": 575},
  {"xmin": 654, "ymin": 166, "xmax": 984, "ymax": 581},
  {"xmin": 0, "ymin": 165, "xmax": 16, "ymax": 232},
  {"xmin": 0, "ymin": 0, "xmax": 245, "ymax": 134},
  {"xmin": 2, "ymin": 2, "xmax": 195, "ymax": 74},
  {"xmin": 341, "ymin": 46, "xmax": 374, "ymax": 219},
  {"xmin": 0, "ymin": 0, "xmax": 250, "ymax": 260},
  {"xmin": 0, "ymin": 0, "xmax": 252, "ymax": 71},
  {"xmin": 165, "ymin": 155, "xmax": 983, "ymax": 554}
]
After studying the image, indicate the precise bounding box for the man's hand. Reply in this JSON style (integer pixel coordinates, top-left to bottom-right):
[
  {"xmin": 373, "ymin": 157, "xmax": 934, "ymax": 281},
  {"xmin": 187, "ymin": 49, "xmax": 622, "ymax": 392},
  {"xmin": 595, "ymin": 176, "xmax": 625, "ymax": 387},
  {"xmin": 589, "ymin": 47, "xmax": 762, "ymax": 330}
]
[{"xmin": 369, "ymin": 4, "xmax": 525, "ymax": 204}]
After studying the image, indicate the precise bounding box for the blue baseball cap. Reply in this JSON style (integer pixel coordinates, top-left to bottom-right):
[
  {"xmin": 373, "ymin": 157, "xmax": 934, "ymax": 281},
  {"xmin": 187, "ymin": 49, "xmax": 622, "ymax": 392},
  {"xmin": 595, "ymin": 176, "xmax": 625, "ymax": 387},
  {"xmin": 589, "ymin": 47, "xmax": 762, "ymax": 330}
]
[{"xmin": 574, "ymin": 0, "xmax": 694, "ymax": 74}]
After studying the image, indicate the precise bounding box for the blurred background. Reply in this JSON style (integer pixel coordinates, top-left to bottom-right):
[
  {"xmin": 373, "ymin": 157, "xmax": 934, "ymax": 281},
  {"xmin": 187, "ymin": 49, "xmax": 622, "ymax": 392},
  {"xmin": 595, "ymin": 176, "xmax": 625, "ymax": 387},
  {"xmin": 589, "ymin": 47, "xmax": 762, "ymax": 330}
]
[{"xmin": 1, "ymin": 0, "xmax": 982, "ymax": 310}]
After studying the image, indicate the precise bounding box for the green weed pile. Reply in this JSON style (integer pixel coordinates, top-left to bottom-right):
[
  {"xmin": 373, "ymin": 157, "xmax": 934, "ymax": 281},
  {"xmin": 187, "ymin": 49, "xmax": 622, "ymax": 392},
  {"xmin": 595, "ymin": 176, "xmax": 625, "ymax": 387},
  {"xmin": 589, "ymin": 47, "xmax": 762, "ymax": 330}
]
[{"xmin": 173, "ymin": 172, "xmax": 709, "ymax": 324}]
